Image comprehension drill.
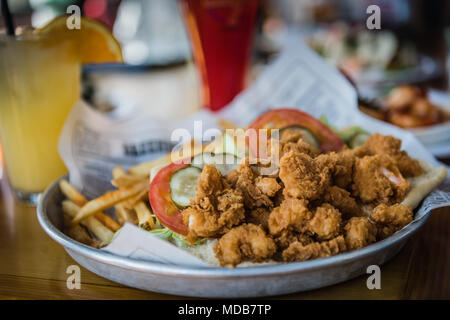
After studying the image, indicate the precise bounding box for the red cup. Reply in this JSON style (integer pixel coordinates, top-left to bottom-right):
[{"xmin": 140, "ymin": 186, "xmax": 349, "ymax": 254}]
[{"xmin": 180, "ymin": 0, "xmax": 260, "ymax": 112}]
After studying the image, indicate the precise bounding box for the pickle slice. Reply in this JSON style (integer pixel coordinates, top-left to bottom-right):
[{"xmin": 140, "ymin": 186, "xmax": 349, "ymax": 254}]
[{"xmin": 170, "ymin": 166, "xmax": 201, "ymax": 208}]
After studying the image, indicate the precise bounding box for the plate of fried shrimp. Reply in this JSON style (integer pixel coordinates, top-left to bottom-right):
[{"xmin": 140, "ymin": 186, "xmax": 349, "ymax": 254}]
[{"xmin": 38, "ymin": 109, "xmax": 448, "ymax": 297}]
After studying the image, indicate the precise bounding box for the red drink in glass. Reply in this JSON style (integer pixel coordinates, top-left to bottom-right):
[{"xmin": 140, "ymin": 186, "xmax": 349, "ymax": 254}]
[{"xmin": 179, "ymin": 0, "xmax": 260, "ymax": 112}]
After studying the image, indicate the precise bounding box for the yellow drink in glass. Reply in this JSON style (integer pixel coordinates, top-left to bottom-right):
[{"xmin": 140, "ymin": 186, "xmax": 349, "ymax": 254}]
[{"xmin": 0, "ymin": 34, "xmax": 80, "ymax": 203}]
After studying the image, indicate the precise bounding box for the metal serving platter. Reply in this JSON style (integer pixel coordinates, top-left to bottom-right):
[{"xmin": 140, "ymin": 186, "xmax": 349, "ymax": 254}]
[{"xmin": 37, "ymin": 176, "xmax": 430, "ymax": 298}]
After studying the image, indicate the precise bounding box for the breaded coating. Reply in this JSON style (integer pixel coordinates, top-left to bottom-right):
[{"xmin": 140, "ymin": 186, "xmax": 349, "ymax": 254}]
[
  {"xmin": 282, "ymin": 235, "xmax": 347, "ymax": 262},
  {"xmin": 234, "ymin": 161, "xmax": 274, "ymax": 208},
  {"xmin": 246, "ymin": 207, "xmax": 271, "ymax": 230},
  {"xmin": 225, "ymin": 169, "xmax": 239, "ymax": 186},
  {"xmin": 355, "ymin": 133, "xmax": 423, "ymax": 177},
  {"xmin": 323, "ymin": 186, "xmax": 363, "ymax": 219},
  {"xmin": 352, "ymin": 154, "xmax": 410, "ymax": 204},
  {"xmin": 198, "ymin": 163, "xmax": 224, "ymax": 194},
  {"xmin": 214, "ymin": 224, "xmax": 276, "ymax": 267},
  {"xmin": 274, "ymin": 230, "xmax": 314, "ymax": 250},
  {"xmin": 281, "ymin": 140, "xmax": 321, "ymax": 158},
  {"xmin": 268, "ymin": 198, "xmax": 312, "ymax": 236},
  {"xmin": 279, "ymin": 151, "xmax": 332, "ymax": 200},
  {"xmin": 370, "ymin": 204, "xmax": 413, "ymax": 239},
  {"xmin": 280, "ymin": 128, "xmax": 303, "ymax": 144},
  {"xmin": 344, "ymin": 217, "xmax": 377, "ymax": 250},
  {"xmin": 255, "ymin": 177, "xmax": 281, "ymax": 197},
  {"xmin": 307, "ymin": 203, "xmax": 342, "ymax": 240},
  {"xmin": 182, "ymin": 165, "xmax": 245, "ymax": 241},
  {"xmin": 279, "ymin": 129, "xmax": 321, "ymax": 158},
  {"xmin": 316, "ymin": 151, "xmax": 354, "ymax": 189}
]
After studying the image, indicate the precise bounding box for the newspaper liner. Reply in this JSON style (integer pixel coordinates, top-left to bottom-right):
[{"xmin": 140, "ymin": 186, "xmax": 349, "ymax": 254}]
[{"xmin": 59, "ymin": 40, "xmax": 450, "ymax": 267}]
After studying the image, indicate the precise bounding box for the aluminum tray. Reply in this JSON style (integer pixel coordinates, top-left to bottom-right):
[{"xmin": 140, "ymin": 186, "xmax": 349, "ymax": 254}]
[{"xmin": 37, "ymin": 176, "xmax": 429, "ymax": 298}]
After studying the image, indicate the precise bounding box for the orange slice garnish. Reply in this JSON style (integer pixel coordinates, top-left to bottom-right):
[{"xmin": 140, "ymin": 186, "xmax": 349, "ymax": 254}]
[{"xmin": 38, "ymin": 15, "xmax": 123, "ymax": 64}]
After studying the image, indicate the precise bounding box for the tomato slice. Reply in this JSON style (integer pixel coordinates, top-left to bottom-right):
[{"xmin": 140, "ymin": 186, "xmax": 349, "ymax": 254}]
[
  {"xmin": 149, "ymin": 162, "xmax": 190, "ymax": 235},
  {"xmin": 248, "ymin": 108, "xmax": 344, "ymax": 153}
]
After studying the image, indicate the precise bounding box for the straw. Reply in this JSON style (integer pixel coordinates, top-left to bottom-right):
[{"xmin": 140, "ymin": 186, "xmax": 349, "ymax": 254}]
[{"xmin": 1, "ymin": 0, "xmax": 15, "ymax": 36}]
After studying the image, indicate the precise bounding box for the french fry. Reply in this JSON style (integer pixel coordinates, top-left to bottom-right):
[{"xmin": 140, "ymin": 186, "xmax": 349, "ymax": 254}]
[
  {"xmin": 122, "ymin": 187, "xmax": 148, "ymax": 210},
  {"xmin": 72, "ymin": 181, "xmax": 148, "ymax": 223},
  {"xmin": 62, "ymin": 200, "xmax": 114, "ymax": 243},
  {"xmin": 115, "ymin": 202, "xmax": 138, "ymax": 225},
  {"xmin": 112, "ymin": 166, "xmax": 126, "ymax": 179},
  {"xmin": 59, "ymin": 179, "xmax": 85, "ymax": 207},
  {"xmin": 94, "ymin": 212, "xmax": 121, "ymax": 232},
  {"xmin": 111, "ymin": 174, "xmax": 146, "ymax": 189},
  {"xmin": 134, "ymin": 201, "xmax": 155, "ymax": 230},
  {"xmin": 59, "ymin": 179, "xmax": 121, "ymax": 231},
  {"xmin": 63, "ymin": 214, "xmax": 98, "ymax": 247},
  {"xmin": 128, "ymin": 138, "xmax": 204, "ymax": 177}
]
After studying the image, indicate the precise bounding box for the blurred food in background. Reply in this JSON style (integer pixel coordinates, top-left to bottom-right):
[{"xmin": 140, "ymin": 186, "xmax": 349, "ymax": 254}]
[
  {"xmin": 359, "ymin": 85, "xmax": 450, "ymax": 129},
  {"xmin": 304, "ymin": 23, "xmax": 443, "ymax": 99},
  {"xmin": 358, "ymin": 85, "xmax": 450, "ymax": 157},
  {"xmin": 307, "ymin": 24, "xmax": 420, "ymax": 79}
]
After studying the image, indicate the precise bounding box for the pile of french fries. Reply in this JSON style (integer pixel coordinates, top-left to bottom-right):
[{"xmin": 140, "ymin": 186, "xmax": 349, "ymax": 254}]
[{"xmin": 59, "ymin": 155, "xmax": 170, "ymax": 247}]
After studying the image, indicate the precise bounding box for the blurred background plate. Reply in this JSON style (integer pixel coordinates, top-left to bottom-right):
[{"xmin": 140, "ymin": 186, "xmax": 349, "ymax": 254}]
[
  {"xmin": 355, "ymin": 56, "xmax": 442, "ymax": 98},
  {"xmin": 411, "ymin": 90, "xmax": 450, "ymax": 157}
]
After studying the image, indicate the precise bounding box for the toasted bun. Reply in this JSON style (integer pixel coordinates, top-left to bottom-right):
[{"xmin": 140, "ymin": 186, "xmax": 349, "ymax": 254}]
[{"xmin": 402, "ymin": 160, "xmax": 447, "ymax": 210}]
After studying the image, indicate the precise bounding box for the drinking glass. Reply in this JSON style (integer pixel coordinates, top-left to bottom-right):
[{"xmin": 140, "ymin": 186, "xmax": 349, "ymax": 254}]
[
  {"xmin": 179, "ymin": 0, "xmax": 260, "ymax": 112},
  {"xmin": 0, "ymin": 33, "xmax": 80, "ymax": 204}
]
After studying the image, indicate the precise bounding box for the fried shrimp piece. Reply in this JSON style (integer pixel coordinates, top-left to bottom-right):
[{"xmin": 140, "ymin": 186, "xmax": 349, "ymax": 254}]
[
  {"xmin": 282, "ymin": 235, "xmax": 347, "ymax": 262},
  {"xmin": 280, "ymin": 128, "xmax": 303, "ymax": 144},
  {"xmin": 214, "ymin": 224, "xmax": 276, "ymax": 267},
  {"xmin": 352, "ymin": 154, "xmax": 410, "ymax": 205},
  {"xmin": 274, "ymin": 230, "xmax": 314, "ymax": 250},
  {"xmin": 316, "ymin": 150, "xmax": 355, "ymax": 189},
  {"xmin": 268, "ymin": 198, "xmax": 312, "ymax": 236},
  {"xmin": 234, "ymin": 160, "xmax": 274, "ymax": 209},
  {"xmin": 385, "ymin": 85, "xmax": 419, "ymax": 111},
  {"xmin": 307, "ymin": 203, "xmax": 342, "ymax": 240},
  {"xmin": 225, "ymin": 169, "xmax": 239, "ymax": 186},
  {"xmin": 370, "ymin": 204, "xmax": 413, "ymax": 239},
  {"xmin": 356, "ymin": 134, "xmax": 423, "ymax": 177},
  {"xmin": 246, "ymin": 207, "xmax": 271, "ymax": 230},
  {"xmin": 334, "ymin": 149, "xmax": 356, "ymax": 188},
  {"xmin": 255, "ymin": 177, "xmax": 281, "ymax": 197},
  {"xmin": 323, "ymin": 186, "xmax": 363, "ymax": 219},
  {"xmin": 182, "ymin": 165, "xmax": 245, "ymax": 241},
  {"xmin": 344, "ymin": 217, "xmax": 377, "ymax": 250},
  {"xmin": 281, "ymin": 139, "xmax": 321, "ymax": 158},
  {"xmin": 279, "ymin": 151, "xmax": 332, "ymax": 200},
  {"xmin": 194, "ymin": 162, "xmax": 224, "ymax": 197}
]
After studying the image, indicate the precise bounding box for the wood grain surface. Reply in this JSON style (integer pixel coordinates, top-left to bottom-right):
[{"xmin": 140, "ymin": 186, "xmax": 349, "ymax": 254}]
[{"xmin": 0, "ymin": 176, "xmax": 449, "ymax": 300}]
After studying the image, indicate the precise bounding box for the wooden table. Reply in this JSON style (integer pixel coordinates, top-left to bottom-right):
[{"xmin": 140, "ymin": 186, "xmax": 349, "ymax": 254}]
[{"xmin": 1, "ymin": 173, "xmax": 449, "ymax": 300}]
